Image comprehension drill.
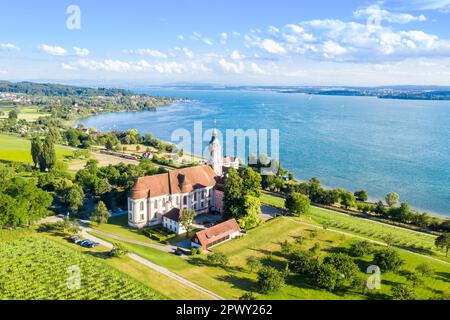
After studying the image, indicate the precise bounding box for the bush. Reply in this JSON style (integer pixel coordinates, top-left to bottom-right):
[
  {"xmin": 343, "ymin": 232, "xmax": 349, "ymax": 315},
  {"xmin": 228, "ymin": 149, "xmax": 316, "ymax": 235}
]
[
  {"xmin": 285, "ymin": 192, "xmax": 311, "ymax": 216},
  {"xmin": 257, "ymin": 266, "xmax": 285, "ymax": 294},
  {"xmin": 109, "ymin": 242, "xmax": 128, "ymax": 258},
  {"xmin": 373, "ymin": 248, "xmax": 404, "ymax": 272},
  {"xmin": 349, "ymin": 240, "xmax": 375, "ymax": 257},
  {"xmin": 415, "ymin": 263, "xmax": 434, "ymax": 277}
]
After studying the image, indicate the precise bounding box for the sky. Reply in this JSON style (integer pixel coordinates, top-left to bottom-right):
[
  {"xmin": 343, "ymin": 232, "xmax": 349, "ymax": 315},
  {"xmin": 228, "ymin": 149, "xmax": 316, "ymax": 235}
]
[{"xmin": 2, "ymin": 0, "xmax": 450, "ymax": 86}]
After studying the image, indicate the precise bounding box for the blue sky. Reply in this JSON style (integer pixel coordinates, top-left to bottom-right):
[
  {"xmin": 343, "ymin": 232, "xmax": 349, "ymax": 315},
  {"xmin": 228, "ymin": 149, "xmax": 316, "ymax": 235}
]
[{"xmin": 1, "ymin": 0, "xmax": 450, "ymax": 86}]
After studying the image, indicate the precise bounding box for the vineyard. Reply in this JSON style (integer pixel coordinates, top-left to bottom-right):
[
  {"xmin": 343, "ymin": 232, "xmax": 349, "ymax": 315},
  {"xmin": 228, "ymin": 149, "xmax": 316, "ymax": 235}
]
[{"xmin": 0, "ymin": 232, "xmax": 165, "ymax": 300}]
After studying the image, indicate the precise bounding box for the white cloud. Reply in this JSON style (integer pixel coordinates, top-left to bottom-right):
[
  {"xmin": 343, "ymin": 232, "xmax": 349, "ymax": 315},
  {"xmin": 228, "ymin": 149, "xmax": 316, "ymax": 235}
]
[
  {"xmin": 354, "ymin": 4, "xmax": 427, "ymax": 24},
  {"xmin": 249, "ymin": 62, "xmax": 266, "ymax": 75},
  {"xmin": 192, "ymin": 32, "xmax": 213, "ymax": 45},
  {"xmin": 0, "ymin": 43, "xmax": 20, "ymax": 51},
  {"xmin": 322, "ymin": 40, "xmax": 348, "ymax": 58},
  {"xmin": 39, "ymin": 44, "xmax": 68, "ymax": 56},
  {"xmin": 73, "ymin": 47, "xmax": 90, "ymax": 57},
  {"xmin": 230, "ymin": 50, "xmax": 242, "ymax": 60},
  {"xmin": 0, "ymin": 69, "xmax": 7, "ymax": 75},
  {"xmin": 218, "ymin": 58, "xmax": 244, "ymax": 74},
  {"xmin": 220, "ymin": 32, "xmax": 228, "ymax": 45},
  {"xmin": 268, "ymin": 26, "xmax": 280, "ymax": 35},
  {"xmin": 182, "ymin": 48, "xmax": 194, "ymax": 59},
  {"xmin": 259, "ymin": 39, "xmax": 286, "ymax": 54},
  {"xmin": 178, "ymin": 35, "xmax": 185, "ymax": 40},
  {"xmin": 123, "ymin": 48, "xmax": 167, "ymax": 59},
  {"xmin": 61, "ymin": 63, "xmax": 75, "ymax": 70},
  {"xmin": 390, "ymin": 0, "xmax": 450, "ymax": 12}
]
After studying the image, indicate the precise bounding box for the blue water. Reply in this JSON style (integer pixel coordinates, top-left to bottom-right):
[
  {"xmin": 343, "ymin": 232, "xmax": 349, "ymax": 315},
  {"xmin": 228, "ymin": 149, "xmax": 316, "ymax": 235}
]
[{"xmin": 79, "ymin": 89, "xmax": 450, "ymax": 216}]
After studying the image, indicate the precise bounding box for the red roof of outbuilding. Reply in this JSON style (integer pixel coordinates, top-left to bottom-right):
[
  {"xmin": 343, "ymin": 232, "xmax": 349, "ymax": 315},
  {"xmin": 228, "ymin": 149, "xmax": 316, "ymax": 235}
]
[{"xmin": 193, "ymin": 219, "xmax": 241, "ymax": 249}]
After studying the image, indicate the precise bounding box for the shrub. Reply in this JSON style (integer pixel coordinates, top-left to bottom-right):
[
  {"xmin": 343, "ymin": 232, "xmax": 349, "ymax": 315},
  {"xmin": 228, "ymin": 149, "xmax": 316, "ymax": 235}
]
[
  {"xmin": 323, "ymin": 253, "xmax": 359, "ymax": 280},
  {"xmin": 415, "ymin": 263, "xmax": 434, "ymax": 277},
  {"xmin": 246, "ymin": 256, "xmax": 263, "ymax": 272},
  {"xmin": 109, "ymin": 242, "xmax": 128, "ymax": 258}
]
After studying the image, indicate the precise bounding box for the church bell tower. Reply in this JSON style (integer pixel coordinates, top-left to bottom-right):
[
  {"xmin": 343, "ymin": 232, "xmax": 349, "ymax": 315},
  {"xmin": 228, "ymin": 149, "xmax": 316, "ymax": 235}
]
[{"xmin": 208, "ymin": 128, "xmax": 223, "ymax": 176}]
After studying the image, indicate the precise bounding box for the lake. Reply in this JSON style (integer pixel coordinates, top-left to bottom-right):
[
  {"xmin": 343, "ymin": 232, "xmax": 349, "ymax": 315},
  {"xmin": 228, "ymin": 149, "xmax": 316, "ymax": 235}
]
[{"xmin": 78, "ymin": 88, "xmax": 450, "ymax": 216}]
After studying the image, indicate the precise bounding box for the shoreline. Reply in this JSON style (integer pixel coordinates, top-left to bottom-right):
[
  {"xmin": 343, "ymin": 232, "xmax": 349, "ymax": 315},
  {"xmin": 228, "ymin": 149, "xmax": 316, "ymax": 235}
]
[{"xmin": 76, "ymin": 105, "xmax": 449, "ymax": 220}]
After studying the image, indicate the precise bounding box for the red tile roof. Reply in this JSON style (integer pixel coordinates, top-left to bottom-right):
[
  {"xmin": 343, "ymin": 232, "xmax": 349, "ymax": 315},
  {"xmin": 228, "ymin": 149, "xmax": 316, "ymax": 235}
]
[
  {"xmin": 192, "ymin": 219, "xmax": 241, "ymax": 250},
  {"xmin": 129, "ymin": 165, "xmax": 218, "ymax": 199}
]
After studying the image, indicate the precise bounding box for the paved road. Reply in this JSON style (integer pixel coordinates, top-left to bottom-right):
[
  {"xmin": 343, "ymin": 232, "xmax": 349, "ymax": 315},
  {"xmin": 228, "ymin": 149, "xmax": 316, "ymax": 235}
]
[{"xmin": 79, "ymin": 226, "xmax": 225, "ymax": 300}]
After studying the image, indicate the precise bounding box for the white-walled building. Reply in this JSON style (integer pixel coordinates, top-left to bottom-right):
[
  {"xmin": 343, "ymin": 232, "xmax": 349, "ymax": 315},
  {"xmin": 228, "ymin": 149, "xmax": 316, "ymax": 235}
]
[{"xmin": 128, "ymin": 130, "xmax": 239, "ymax": 233}]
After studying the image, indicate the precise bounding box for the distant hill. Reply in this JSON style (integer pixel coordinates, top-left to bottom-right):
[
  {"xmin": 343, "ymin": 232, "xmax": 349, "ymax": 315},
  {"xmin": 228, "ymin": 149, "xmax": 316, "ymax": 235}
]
[{"xmin": 0, "ymin": 81, "xmax": 133, "ymax": 97}]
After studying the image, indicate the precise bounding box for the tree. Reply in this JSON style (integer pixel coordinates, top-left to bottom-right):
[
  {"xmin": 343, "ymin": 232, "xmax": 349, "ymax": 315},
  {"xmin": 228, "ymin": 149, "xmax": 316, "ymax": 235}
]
[
  {"xmin": 8, "ymin": 109, "xmax": 18, "ymax": 120},
  {"xmin": 41, "ymin": 135, "xmax": 56, "ymax": 171},
  {"xmin": 373, "ymin": 248, "xmax": 404, "ymax": 272},
  {"xmin": 63, "ymin": 184, "xmax": 84, "ymax": 213},
  {"xmin": 339, "ymin": 190, "xmax": 355, "ymax": 209},
  {"xmin": 435, "ymin": 233, "xmax": 450, "ymax": 257},
  {"xmin": 415, "ymin": 263, "xmax": 434, "ymax": 277},
  {"xmin": 246, "ymin": 256, "xmax": 263, "ymax": 272},
  {"xmin": 257, "ymin": 267, "xmax": 285, "ymax": 294},
  {"xmin": 241, "ymin": 168, "xmax": 262, "ymax": 197},
  {"xmin": 180, "ymin": 209, "xmax": 196, "ymax": 238},
  {"xmin": 314, "ymin": 263, "xmax": 344, "ymax": 292},
  {"xmin": 239, "ymin": 195, "xmax": 261, "ymax": 230},
  {"xmin": 349, "ymin": 241, "xmax": 375, "ymax": 257},
  {"xmin": 285, "ymin": 192, "xmax": 311, "ymax": 216},
  {"xmin": 354, "ymin": 190, "xmax": 368, "ymax": 202},
  {"xmin": 288, "ymin": 250, "xmax": 319, "ymax": 275},
  {"xmin": 31, "ymin": 137, "xmax": 42, "ymax": 170},
  {"xmin": 392, "ymin": 284, "xmax": 416, "ymax": 300},
  {"xmin": 323, "ymin": 253, "xmax": 359, "ymax": 281},
  {"xmin": 207, "ymin": 253, "xmax": 229, "ymax": 267},
  {"xmin": 109, "ymin": 242, "xmax": 128, "ymax": 257},
  {"xmin": 91, "ymin": 201, "xmax": 110, "ymax": 224},
  {"xmin": 223, "ymin": 168, "xmax": 244, "ymax": 219},
  {"xmin": 385, "ymin": 192, "xmax": 400, "ymax": 207},
  {"xmin": 239, "ymin": 292, "xmax": 257, "ymax": 300}
]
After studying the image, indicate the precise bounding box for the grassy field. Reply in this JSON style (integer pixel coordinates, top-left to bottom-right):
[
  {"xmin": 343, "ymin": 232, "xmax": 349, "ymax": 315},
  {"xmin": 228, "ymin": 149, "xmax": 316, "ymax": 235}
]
[
  {"xmin": 260, "ymin": 193, "xmax": 447, "ymax": 262},
  {"xmin": 0, "ymin": 106, "xmax": 49, "ymax": 122},
  {"xmin": 0, "ymin": 230, "xmax": 165, "ymax": 300},
  {"xmin": 0, "ymin": 134, "xmax": 74, "ymax": 163},
  {"xmin": 93, "ymin": 215, "xmax": 155, "ymax": 244},
  {"xmin": 93, "ymin": 217, "xmax": 450, "ymax": 300}
]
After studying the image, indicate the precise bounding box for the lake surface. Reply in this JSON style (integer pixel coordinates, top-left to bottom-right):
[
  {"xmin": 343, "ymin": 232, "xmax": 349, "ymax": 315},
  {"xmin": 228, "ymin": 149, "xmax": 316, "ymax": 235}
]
[{"xmin": 79, "ymin": 88, "xmax": 450, "ymax": 216}]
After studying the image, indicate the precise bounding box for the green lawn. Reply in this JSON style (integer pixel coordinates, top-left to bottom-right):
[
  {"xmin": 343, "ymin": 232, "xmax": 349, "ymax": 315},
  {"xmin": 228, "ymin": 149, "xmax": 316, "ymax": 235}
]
[
  {"xmin": 0, "ymin": 134, "xmax": 74, "ymax": 163},
  {"xmin": 261, "ymin": 193, "xmax": 447, "ymax": 262},
  {"xmin": 92, "ymin": 217, "xmax": 450, "ymax": 300}
]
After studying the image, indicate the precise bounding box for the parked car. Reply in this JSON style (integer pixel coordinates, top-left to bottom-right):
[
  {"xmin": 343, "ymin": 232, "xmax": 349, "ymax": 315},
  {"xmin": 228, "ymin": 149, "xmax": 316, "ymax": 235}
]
[
  {"xmin": 78, "ymin": 240, "xmax": 93, "ymax": 247},
  {"xmin": 69, "ymin": 235, "xmax": 80, "ymax": 243}
]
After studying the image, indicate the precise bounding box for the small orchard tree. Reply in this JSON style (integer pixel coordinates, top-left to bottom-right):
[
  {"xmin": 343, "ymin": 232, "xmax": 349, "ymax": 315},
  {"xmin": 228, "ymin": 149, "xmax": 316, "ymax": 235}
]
[
  {"xmin": 246, "ymin": 256, "xmax": 263, "ymax": 273},
  {"xmin": 435, "ymin": 233, "xmax": 450, "ymax": 257},
  {"xmin": 180, "ymin": 209, "xmax": 196, "ymax": 238},
  {"xmin": 207, "ymin": 253, "xmax": 229, "ymax": 267},
  {"xmin": 91, "ymin": 201, "xmax": 110, "ymax": 224},
  {"xmin": 257, "ymin": 266, "xmax": 285, "ymax": 294},
  {"xmin": 373, "ymin": 248, "xmax": 404, "ymax": 272},
  {"xmin": 314, "ymin": 263, "xmax": 343, "ymax": 292},
  {"xmin": 285, "ymin": 192, "xmax": 311, "ymax": 216},
  {"xmin": 415, "ymin": 263, "xmax": 434, "ymax": 277},
  {"xmin": 349, "ymin": 240, "xmax": 375, "ymax": 257},
  {"xmin": 385, "ymin": 192, "xmax": 400, "ymax": 207},
  {"xmin": 392, "ymin": 284, "xmax": 416, "ymax": 300}
]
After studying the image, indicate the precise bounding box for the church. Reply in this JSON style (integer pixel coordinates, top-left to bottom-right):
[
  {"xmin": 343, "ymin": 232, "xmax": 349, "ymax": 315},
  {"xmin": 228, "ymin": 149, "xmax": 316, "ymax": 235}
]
[{"xmin": 127, "ymin": 130, "xmax": 239, "ymax": 233}]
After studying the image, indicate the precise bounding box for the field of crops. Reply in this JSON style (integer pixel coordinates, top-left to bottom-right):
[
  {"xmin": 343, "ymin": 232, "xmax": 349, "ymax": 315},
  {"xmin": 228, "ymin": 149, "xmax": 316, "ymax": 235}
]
[{"xmin": 0, "ymin": 232, "xmax": 165, "ymax": 300}]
